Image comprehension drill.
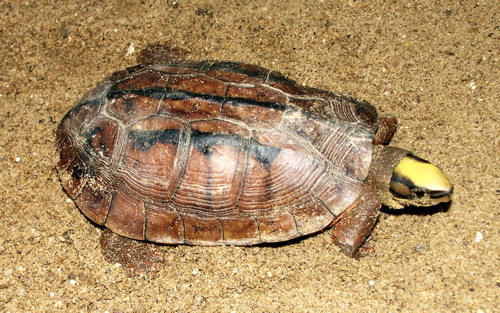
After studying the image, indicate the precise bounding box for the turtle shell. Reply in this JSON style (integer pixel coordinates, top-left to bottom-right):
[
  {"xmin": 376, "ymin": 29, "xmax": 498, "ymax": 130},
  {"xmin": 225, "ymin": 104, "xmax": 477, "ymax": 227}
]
[{"xmin": 56, "ymin": 61, "xmax": 378, "ymax": 245}]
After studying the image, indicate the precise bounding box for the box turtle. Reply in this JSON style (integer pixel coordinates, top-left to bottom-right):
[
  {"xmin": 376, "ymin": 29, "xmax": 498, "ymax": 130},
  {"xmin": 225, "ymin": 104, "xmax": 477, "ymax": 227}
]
[{"xmin": 56, "ymin": 46, "xmax": 453, "ymax": 268}]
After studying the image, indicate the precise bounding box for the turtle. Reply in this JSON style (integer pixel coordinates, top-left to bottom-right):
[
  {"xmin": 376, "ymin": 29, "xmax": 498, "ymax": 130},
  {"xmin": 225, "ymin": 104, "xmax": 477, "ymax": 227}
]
[{"xmin": 56, "ymin": 45, "xmax": 453, "ymax": 269}]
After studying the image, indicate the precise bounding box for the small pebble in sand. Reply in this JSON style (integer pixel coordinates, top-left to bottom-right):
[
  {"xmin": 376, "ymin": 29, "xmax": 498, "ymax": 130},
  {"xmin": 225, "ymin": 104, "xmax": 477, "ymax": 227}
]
[
  {"xmin": 126, "ymin": 44, "xmax": 135, "ymax": 56},
  {"xmin": 69, "ymin": 279, "xmax": 76, "ymax": 285},
  {"xmin": 15, "ymin": 157, "xmax": 20, "ymax": 162},
  {"xmin": 474, "ymin": 231, "xmax": 483, "ymax": 243}
]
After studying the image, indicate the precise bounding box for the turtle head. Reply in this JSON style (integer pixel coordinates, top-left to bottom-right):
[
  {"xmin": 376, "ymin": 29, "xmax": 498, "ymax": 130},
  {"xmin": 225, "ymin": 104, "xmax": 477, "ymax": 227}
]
[
  {"xmin": 389, "ymin": 154, "xmax": 453, "ymax": 207},
  {"xmin": 371, "ymin": 147, "xmax": 453, "ymax": 209}
]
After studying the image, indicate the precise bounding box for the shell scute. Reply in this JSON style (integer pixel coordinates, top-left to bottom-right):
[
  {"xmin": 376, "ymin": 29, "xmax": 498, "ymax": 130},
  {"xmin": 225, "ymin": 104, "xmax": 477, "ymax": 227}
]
[
  {"xmin": 144, "ymin": 203, "xmax": 184, "ymax": 244},
  {"xmin": 74, "ymin": 174, "xmax": 112, "ymax": 225},
  {"xmin": 183, "ymin": 215, "xmax": 223, "ymax": 244},
  {"xmin": 118, "ymin": 117, "xmax": 185, "ymax": 200},
  {"xmin": 105, "ymin": 189, "xmax": 145, "ymax": 240},
  {"xmin": 167, "ymin": 74, "xmax": 227, "ymax": 96}
]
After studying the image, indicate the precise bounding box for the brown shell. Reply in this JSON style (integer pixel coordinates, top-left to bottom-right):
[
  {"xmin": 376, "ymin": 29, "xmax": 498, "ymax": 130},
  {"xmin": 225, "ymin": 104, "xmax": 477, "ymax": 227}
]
[{"xmin": 56, "ymin": 61, "xmax": 378, "ymax": 245}]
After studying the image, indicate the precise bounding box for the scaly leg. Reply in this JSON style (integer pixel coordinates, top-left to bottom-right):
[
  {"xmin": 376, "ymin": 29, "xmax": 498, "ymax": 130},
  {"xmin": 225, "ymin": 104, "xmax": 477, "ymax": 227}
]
[{"xmin": 331, "ymin": 184, "xmax": 381, "ymax": 257}]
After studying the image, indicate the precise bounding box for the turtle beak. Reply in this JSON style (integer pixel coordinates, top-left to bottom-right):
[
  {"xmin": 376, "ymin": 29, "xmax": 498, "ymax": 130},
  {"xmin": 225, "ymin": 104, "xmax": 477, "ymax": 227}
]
[{"xmin": 389, "ymin": 154, "xmax": 453, "ymax": 206}]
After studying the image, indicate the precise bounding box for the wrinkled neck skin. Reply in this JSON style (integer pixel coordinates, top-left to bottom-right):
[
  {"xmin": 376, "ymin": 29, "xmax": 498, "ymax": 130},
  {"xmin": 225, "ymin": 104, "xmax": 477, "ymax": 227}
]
[{"xmin": 368, "ymin": 146, "xmax": 409, "ymax": 209}]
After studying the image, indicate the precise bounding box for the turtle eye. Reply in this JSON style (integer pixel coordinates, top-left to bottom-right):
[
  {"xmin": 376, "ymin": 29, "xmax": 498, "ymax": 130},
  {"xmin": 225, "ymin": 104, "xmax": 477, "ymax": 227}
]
[{"xmin": 389, "ymin": 178, "xmax": 413, "ymax": 199}]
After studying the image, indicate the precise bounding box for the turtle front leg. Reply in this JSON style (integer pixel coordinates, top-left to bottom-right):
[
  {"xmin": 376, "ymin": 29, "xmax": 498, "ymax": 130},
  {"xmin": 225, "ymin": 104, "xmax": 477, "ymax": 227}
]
[
  {"xmin": 374, "ymin": 115, "xmax": 398, "ymax": 145},
  {"xmin": 331, "ymin": 184, "xmax": 381, "ymax": 257}
]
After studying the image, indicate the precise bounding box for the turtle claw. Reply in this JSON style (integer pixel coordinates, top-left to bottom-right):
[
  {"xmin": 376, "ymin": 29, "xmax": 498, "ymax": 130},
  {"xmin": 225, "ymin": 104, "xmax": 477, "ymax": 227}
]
[{"xmin": 100, "ymin": 229, "xmax": 165, "ymax": 276}]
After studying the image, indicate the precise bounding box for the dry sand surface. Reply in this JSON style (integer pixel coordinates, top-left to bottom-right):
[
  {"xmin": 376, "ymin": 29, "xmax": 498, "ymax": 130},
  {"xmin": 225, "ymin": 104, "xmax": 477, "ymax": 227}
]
[{"xmin": 0, "ymin": 0, "xmax": 498, "ymax": 312}]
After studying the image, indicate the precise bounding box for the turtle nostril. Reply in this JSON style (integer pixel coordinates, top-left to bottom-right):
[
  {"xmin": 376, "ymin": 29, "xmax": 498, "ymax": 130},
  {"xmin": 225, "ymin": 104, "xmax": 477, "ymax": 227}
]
[{"xmin": 415, "ymin": 190, "xmax": 425, "ymax": 198}]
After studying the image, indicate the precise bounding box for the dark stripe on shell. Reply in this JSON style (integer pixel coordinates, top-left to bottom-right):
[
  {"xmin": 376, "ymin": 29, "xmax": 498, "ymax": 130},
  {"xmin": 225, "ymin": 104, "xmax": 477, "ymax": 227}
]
[
  {"xmin": 191, "ymin": 130, "xmax": 281, "ymax": 169},
  {"xmin": 108, "ymin": 87, "xmax": 287, "ymax": 111},
  {"xmin": 127, "ymin": 127, "xmax": 281, "ymax": 169},
  {"xmin": 208, "ymin": 61, "xmax": 268, "ymax": 80},
  {"xmin": 248, "ymin": 138, "xmax": 281, "ymax": 170},
  {"xmin": 128, "ymin": 129, "xmax": 180, "ymax": 151},
  {"xmin": 191, "ymin": 130, "xmax": 241, "ymax": 156}
]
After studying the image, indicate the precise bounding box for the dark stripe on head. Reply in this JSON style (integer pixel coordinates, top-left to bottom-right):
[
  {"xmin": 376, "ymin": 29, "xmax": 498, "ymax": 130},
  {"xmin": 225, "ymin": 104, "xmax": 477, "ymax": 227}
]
[
  {"xmin": 389, "ymin": 172, "xmax": 416, "ymax": 199},
  {"xmin": 406, "ymin": 153, "xmax": 430, "ymax": 164}
]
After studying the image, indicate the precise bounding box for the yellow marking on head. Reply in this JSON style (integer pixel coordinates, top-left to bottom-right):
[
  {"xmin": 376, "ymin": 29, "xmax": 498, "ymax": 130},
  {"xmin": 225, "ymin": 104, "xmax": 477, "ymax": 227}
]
[{"xmin": 393, "ymin": 156, "xmax": 452, "ymax": 192}]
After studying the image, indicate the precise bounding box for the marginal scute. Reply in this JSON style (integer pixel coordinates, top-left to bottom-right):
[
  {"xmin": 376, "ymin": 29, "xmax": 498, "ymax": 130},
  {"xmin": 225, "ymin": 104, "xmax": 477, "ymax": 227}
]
[
  {"xmin": 56, "ymin": 131, "xmax": 77, "ymax": 173},
  {"xmin": 85, "ymin": 118, "xmax": 119, "ymax": 159},
  {"xmin": 256, "ymin": 213, "xmax": 298, "ymax": 242},
  {"xmin": 290, "ymin": 198, "xmax": 334, "ymax": 235},
  {"xmin": 144, "ymin": 204, "xmax": 184, "ymax": 244},
  {"xmin": 151, "ymin": 61, "xmax": 208, "ymax": 75},
  {"xmin": 266, "ymin": 70, "xmax": 303, "ymax": 94},
  {"xmin": 113, "ymin": 70, "xmax": 169, "ymax": 91},
  {"xmin": 107, "ymin": 93, "xmax": 161, "ymax": 124},
  {"xmin": 105, "ymin": 190, "xmax": 145, "ymax": 240},
  {"xmin": 75, "ymin": 175, "xmax": 112, "ymax": 225},
  {"xmin": 183, "ymin": 215, "xmax": 223, "ymax": 244},
  {"xmin": 220, "ymin": 217, "xmax": 259, "ymax": 244},
  {"xmin": 206, "ymin": 61, "xmax": 270, "ymax": 84},
  {"xmin": 60, "ymin": 155, "xmax": 88, "ymax": 199}
]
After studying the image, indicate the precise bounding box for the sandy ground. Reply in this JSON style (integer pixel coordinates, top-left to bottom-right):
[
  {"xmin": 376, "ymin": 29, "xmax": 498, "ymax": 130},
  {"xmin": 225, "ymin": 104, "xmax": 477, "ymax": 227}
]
[{"xmin": 0, "ymin": 0, "xmax": 498, "ymax": 312}]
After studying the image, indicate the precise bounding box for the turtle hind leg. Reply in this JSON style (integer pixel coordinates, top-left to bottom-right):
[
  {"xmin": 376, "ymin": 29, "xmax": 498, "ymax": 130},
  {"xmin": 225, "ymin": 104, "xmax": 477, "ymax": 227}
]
[
  {"xmin": 331, "ymin": 184, "xmax": 381, "ymax": 257},
  {"xmin": 137, "ymin": 43, "xmax": 188, "ymax": 64},
  {"xmin": 374, "ymin": 115, "xmax": 398, "ymax": 145},
  {"xmin": 100, "ymin": 229, "xmax": 165, "ymax": 276}
]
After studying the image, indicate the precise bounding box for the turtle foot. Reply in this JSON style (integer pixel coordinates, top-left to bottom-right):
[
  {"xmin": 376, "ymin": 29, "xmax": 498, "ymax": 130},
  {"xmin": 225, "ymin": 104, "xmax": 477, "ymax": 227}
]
[
  {"xmin": 100, "ymin": 229, "xmax": 165, "ymax": 276},
  {"xmin": 137, "ymin": 43, "xmax": 188, "ymax": 64},
  {"xmin": 331, "ymin": 184, "xmax": 380, "ymax": 257},
  {"xmin": 374, "ymin": 115, "xmax": 398, "ymax": 145}
]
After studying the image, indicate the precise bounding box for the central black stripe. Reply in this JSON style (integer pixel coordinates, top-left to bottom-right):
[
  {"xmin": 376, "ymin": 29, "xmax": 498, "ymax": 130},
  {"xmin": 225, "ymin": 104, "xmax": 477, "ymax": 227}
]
[
  {"xmin": 191, "ymin": 130, "xmax": 241, "ymax": 155},
  {"xmin": 191, "ymin": 131, "xmax": 281, "ymax": 169},
  {"xmin": 128, "ymin": 128, "xmax": 281, "ymax": 169},
  {"xmin": 128, "ymin": 129, "xmax": 180, "ymax": 151},
  {"xmin": 249, "ymin": 138, "xmax": 280, "ymax": 170},
  {"xmin": 108, "ymin": 87, "xmax": 287, "ymax": 111}
]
